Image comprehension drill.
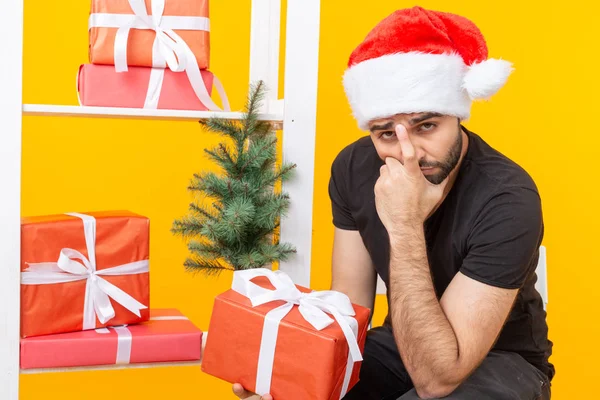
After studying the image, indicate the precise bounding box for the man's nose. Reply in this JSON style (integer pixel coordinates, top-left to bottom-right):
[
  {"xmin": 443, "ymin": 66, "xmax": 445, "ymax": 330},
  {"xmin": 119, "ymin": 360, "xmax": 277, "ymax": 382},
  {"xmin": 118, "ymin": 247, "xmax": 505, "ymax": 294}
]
[{"xmin": 393, "ymin": 125, "xmax": 425, "ymax": 162}]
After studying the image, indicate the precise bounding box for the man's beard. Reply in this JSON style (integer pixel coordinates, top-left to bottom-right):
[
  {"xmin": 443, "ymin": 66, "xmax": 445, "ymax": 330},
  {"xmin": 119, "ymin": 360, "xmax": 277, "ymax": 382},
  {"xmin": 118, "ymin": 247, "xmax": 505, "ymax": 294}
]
[{"xmin": 419, "ymin": 127, "xmax": 463, "ymax": 185}]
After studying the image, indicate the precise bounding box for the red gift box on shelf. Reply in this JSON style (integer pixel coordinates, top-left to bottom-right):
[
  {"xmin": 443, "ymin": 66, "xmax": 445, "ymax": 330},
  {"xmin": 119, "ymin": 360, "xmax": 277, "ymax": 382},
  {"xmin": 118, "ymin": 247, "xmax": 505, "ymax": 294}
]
[
  {"xmin": 77, "ymin": 63, "xmax": 228, "ymax": 111},
  {"xmin": 20, "ymin": 309, "xmax": 202, "ymax": 369},
  {"xmin": 20, "ymin": 211, "xmax": 150, "ymax": 338},
  {"xmin": 201, "ymin": 269, "xmax": 371, "ymax": 400},
  {"xmin": 89, "ymin": 0, "xmax": 211, "ymax": 70}
]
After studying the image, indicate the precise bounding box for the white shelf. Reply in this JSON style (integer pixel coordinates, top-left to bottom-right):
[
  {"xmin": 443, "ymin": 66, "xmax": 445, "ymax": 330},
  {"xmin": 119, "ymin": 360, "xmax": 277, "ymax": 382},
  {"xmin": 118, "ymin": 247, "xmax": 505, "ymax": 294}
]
[
  {"xmin": 22, "ymin": 104, "xmax": 284, "ymax": 124},
  {"xmin": 20, "ymin": 360, "xmax": 202, "ymax": 375},
  {"xmin": 4, "ymin": 0, "xmax": 320, "ymax": 397}
]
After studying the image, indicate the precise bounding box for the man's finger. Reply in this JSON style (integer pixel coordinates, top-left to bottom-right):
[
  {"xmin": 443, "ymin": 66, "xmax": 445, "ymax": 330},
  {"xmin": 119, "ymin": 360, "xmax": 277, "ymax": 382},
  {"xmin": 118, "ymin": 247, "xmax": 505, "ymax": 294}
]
[
  {"xmin": 232, "ymin": 384, "xmax": 259, "ymax": 399},
  {"xmin": 384, "ymin": 156, "xmax": 402, "ymax": 169},
  {"xmin": 395, "ymin": 125, "xmax": 420, "ymax": 175},
  {"xmin": 232, "ymin": 383, "xmax": 249, "ymax": 398},
  {"xmin": 232, "ymin": 384, "xmax": 273, "ymax": 400},
  {"xmin": 380, "ymin": 162, "xmax": 391, "ymax": 176},
  {"xmin": 384, "ymin": 157, "xmax": 406, "ymax": 178}
]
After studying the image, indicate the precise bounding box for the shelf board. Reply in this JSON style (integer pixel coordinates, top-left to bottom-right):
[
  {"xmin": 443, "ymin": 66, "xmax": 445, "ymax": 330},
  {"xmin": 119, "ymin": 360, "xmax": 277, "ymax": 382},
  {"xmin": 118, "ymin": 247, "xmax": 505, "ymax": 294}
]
[
  {"xmin": 22, "ymin": 104, "xmax": 284, "ymax": 126},
  {"xmin": 20, "ymin": 360, "xmax": 202, "ymax": 375}
]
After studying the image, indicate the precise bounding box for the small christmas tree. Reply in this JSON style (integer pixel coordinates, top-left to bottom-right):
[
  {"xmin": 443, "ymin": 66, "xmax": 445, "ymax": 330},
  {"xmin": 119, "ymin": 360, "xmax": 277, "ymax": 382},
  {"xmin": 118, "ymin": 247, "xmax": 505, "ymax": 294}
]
[{"xmin": 172, "ymin": 81, "xmax": 297, "ymax": 276}]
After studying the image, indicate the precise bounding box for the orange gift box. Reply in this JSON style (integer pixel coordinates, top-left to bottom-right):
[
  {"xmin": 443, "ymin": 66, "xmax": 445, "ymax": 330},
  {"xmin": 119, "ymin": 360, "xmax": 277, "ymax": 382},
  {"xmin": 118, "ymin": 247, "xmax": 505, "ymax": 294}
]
[
  {"xmin": 20, "ymin": 211, "xmax": 150, "ymax": 338},
  {"xmin": 201, "ymin": 270, "xmax": 371, "ymax": 400},
  {"xmin": 89, "ymin": 0, "xmax": 210, "ymax": 70}
]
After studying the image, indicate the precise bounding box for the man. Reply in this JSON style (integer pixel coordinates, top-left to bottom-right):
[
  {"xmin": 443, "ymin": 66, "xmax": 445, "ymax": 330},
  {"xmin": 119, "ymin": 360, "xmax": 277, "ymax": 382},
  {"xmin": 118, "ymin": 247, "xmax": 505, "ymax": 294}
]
[{"xmin": 234, "ymin": 6, "xmax": 553, "ymax": 399}]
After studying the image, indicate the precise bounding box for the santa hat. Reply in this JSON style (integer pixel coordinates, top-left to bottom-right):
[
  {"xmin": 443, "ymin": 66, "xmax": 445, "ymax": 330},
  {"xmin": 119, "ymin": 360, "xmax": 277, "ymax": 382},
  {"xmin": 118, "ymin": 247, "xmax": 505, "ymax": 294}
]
[{"xmin": 343, "ymin": 6, "xmax": 513, "ymax": 130}]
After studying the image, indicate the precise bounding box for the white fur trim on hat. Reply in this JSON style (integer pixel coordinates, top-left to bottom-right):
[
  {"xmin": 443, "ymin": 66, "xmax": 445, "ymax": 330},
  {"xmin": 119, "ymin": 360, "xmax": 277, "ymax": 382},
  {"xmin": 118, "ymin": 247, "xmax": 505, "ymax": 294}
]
[{"xmin": 343, "ymin": 52, "xmax": 510, "ymax": 130}]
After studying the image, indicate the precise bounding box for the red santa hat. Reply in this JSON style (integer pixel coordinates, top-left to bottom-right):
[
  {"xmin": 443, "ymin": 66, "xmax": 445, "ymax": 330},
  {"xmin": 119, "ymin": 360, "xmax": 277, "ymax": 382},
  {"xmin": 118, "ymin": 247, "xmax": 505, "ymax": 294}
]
[{"xmin": 343, "ymin": 6, "xmax": 513, "ymax": 130}]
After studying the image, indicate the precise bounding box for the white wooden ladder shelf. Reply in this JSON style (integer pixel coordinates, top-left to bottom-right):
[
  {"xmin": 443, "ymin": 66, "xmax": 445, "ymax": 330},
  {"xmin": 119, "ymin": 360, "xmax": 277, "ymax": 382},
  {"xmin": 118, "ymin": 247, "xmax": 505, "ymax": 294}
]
[{"xmin": 0, "ymin": 1, "xmax": 322, "ymax": 398}]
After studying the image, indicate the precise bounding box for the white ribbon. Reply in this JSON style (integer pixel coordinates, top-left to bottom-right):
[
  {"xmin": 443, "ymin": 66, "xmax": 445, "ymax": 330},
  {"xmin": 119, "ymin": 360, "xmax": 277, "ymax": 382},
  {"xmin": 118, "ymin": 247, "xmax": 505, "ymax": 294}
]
[
  {"xmin": 88, "ymin": 0, "xmax": 230, "ymax": 112},
  {"xmin": 21, "ymin": 212, "xmax": 149, "ymax": 330},
  {"xmin": 142, "ymin": 67, "xmax": 230, "ymax": 111},
  {"xmin": 95, "ymin": 315, "xmax": 188, "ymax": 364},
  {"xmin": 144, "ymin": 67, "xmax": 166, "ymax": 109},
  {"xmin": 232, "ymin": 268, "xmax": 362, "ymax": 398}
]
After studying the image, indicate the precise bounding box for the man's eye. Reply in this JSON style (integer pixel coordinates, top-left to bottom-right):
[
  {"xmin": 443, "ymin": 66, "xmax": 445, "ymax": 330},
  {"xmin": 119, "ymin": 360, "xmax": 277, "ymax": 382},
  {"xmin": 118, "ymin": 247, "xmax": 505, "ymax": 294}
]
[
  {"xmin": 379, "ymin": 131, "xmax": 395, "ymax": 139},
  {"xmin": 420, "ymin": 123, "xmax": 437, "ymax": 131}
]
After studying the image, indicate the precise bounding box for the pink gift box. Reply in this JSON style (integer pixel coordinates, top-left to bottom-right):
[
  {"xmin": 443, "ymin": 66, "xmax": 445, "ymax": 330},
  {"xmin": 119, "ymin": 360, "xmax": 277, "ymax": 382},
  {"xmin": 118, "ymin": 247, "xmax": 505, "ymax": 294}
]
[
  {"xmin": 20, "ymin": 309, "xmax": 202, "ymax": 369},
  {"xmin": 77, "ymin": 63, "xmax": 215, "ymax": 110}
]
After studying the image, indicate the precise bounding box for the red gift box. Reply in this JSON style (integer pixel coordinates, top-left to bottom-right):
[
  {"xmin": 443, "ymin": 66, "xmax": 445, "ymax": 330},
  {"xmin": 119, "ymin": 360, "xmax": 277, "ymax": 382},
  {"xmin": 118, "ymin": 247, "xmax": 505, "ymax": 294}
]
[
  {"xmin": 20, "ymin": 211, "xmax": 150, "ymax": 337},
  {"xmin": 201, "ymin": 269, "xmax": 371, "ymax": 400},
  {"xmin": 20, "ymin": 309, "xmax": 202, "ymax": 369},
  {"xmin": 77, "ymin": 63, "xmax": 225, "ymax": 110}
]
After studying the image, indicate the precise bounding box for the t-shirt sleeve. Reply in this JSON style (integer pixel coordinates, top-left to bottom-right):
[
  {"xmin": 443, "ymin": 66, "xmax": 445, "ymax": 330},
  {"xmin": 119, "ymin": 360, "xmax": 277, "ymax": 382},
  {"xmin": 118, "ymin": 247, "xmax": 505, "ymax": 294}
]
[
  {"xmin": 460, "ymin": 187, "xmax": 543, "ymax": 289},
  {"xmin": 328, "ymin": 151, "xmax": 358, "ymax": 230}
]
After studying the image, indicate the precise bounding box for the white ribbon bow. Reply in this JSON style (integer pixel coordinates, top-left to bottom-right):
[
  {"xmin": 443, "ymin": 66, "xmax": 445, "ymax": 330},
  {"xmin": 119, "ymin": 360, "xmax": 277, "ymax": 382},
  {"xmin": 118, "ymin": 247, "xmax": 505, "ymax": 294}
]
[
  {"xmin": 21, "ymin": 213, "xmax": 149, "ymax": 330},
  {"xmin": 118, "ymin": 0, "xmax": 186, "ymax": 72},
  {"xmin": 232, "ymin": 268, "xmax": 363, "ymax": 398},
  {"xmin": 89, "ymin": 0, "xmax": 230, "ymax": 111}
]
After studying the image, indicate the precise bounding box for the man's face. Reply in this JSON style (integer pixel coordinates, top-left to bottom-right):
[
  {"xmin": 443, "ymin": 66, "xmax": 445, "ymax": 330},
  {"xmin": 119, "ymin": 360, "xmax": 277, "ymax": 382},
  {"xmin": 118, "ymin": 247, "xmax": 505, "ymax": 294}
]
[{"xmin": 368, "ymin": 112, "xmax": 463, "ymax": 185}]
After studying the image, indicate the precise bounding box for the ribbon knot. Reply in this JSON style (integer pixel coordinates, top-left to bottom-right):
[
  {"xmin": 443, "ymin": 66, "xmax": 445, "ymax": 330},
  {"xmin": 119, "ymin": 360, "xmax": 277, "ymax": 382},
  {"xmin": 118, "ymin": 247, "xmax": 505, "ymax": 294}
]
[
  {"xmin": 115, "ymin": 0, "xmax": 189, "ymax": 73},
  {"xmin": 21, "ymin": 213, "xmax": 149, "ymax": 330}
]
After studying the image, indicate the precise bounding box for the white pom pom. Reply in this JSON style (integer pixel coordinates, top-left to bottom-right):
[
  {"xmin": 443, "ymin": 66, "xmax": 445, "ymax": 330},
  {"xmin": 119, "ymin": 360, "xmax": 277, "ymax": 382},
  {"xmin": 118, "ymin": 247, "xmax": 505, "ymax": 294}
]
[{"xmin": 463, "ymin": 59, "xmax": 514, "ymax": 100}]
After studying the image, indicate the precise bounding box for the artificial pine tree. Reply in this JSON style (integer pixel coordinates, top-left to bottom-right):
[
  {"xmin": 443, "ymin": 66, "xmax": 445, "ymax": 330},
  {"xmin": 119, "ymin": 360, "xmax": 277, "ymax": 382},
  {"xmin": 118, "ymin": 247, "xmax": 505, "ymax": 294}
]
[{"xmin": 172, "ymin": 81, "xmax": 296, "ymax": 276}]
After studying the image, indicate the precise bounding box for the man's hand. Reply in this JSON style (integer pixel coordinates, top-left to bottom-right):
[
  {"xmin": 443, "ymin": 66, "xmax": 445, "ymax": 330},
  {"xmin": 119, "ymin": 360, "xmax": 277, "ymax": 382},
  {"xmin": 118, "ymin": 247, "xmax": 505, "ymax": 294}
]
[
  {"xmin": 232, "ymin": 383, "xmax": 272, "ymax": 400},
  {"xmin": 374, "ymin": 124, "xmax": 448, "ymax": 234}
]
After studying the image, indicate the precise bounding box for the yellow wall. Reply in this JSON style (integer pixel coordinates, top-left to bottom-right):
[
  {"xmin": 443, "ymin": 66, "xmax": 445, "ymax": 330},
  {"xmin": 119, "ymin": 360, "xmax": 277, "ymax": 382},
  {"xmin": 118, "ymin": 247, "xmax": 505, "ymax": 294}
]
[{"xmin": 20, "ymin": 1, "xmax": 596, "ymax": 399}]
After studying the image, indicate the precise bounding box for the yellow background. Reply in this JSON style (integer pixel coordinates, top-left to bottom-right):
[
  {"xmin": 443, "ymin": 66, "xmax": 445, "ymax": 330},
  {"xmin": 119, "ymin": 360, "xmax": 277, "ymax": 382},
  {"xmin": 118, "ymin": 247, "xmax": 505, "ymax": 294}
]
[{"xmin": 20, "ymin": 1, "xmax": 596, "ymax": 399}]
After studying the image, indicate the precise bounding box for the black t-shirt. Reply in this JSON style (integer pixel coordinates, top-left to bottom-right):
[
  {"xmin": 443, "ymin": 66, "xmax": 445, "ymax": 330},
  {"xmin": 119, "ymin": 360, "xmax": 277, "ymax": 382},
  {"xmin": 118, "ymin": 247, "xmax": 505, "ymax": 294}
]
[{"xmin": 328, "ymin": 126, "xmax": 554, "ymax": 380}]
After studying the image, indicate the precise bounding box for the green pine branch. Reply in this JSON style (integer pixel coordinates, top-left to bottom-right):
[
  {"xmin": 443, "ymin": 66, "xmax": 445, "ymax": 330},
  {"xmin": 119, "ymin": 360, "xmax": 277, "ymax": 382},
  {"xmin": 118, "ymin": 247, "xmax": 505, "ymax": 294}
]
[
  {"xmin": 200, "ymin": 118, "xmax": 243, "ymax": 141},
  {"xmin": 240, "ymin": 137, "xmax": 278, "ymax": 174},
  {"xmin": 188, "ymin": 240, "xmax": 224, "ymax": 259},
  {"xmin": 260, "ymin": 162, "xmax": 296, "ymax": 187},
  {"xmin": 242, "ymin": 81, "xmax": 267, "ymax": 139},
  {"xmin": 171, "ymin": 216, "xmax": 204, "ymax": 238},
  {"xmin": 184, "ymin": 258, "xmax": 233, "ymax": 277},
  {"xmin": 189, "ymin": 203, "xmax": 216, "ymax": 221}
]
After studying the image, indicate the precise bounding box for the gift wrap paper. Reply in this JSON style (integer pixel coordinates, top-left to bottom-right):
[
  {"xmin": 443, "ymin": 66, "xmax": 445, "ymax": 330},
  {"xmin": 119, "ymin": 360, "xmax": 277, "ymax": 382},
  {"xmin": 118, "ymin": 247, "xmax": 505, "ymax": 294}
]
[{"xmin": 20, "ymin": 211, "xmax": 150, "ymax": 337}]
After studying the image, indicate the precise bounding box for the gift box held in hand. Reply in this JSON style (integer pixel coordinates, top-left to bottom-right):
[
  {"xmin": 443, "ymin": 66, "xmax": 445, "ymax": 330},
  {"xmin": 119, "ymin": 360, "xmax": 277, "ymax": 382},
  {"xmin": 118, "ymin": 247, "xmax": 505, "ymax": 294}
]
[
  {"xmin": 20, "ymin": 211, "xmax": 150, "ymax": 337},
  {"xmin": 201, "ymin": 269, "xmax": 371, "ymax": 400},
  {"xmin": 20, "ymin": 309, "xmax": 202, "ymax": 369}
]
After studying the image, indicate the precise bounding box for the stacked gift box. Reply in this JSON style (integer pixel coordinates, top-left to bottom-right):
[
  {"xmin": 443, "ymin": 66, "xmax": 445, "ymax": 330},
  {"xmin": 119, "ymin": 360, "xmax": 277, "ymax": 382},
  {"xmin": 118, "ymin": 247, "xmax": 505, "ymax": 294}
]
[
  {"xmin": 19, "ymin": 211, "xmax": 203, "ymax": 369},
  {"xmin": 79, "ymin": 0, "xmax": 229, "ymax": 111}
]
